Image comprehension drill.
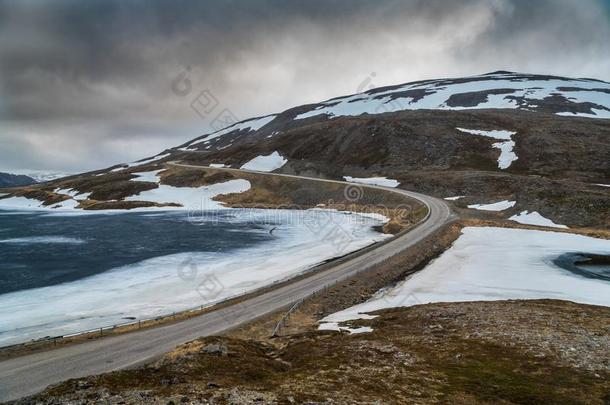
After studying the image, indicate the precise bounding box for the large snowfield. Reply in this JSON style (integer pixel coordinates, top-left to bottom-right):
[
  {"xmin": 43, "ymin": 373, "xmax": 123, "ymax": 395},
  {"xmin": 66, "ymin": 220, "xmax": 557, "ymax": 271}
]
[
  {"xmin": 0, "ymin": 209, "xmax": 390, "ymax": 345},
  {"xmin": 295, "ymin": 72, "xmax": 610, "ymax": 120},
  {"xmin": 320, "ymin": 227, "xmax": 610, "ymax": 332}
]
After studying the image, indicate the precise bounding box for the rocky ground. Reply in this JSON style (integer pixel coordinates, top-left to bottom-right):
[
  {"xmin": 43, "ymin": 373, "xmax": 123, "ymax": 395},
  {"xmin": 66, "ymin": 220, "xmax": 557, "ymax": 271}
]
[
  {"xmin": 16, "ymin": 300, "xmax": 610, "ymax": 405},
  {"xmin": 2, "ymin": 109, "xmax": 608, "ymax": 228},
  {"xmin": 174, "ymin": 109, "xmax": 610, "ymax": 229},
  {"xmin": 11, "ymin": 220, "xmax": 610, "ymax": 405}
]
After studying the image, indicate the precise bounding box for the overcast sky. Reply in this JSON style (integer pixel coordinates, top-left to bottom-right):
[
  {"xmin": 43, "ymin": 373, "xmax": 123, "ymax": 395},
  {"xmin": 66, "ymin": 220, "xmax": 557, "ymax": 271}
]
[{"xmin": 1, "ymin": 0, "xmax": 609, "ymax": 172}]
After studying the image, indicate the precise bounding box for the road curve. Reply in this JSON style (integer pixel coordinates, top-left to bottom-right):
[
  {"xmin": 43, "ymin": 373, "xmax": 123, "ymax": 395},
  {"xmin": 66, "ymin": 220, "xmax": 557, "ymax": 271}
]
[{"xmin": 0, "ymin": 165, "xmax": 455, "ymax": 402}]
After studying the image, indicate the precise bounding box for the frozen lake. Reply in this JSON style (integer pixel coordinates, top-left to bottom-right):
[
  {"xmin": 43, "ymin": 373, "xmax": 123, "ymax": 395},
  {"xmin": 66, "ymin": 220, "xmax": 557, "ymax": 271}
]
[{"xmin": 0, "ymin": 208, "xmax": 389, "ymax": 345}]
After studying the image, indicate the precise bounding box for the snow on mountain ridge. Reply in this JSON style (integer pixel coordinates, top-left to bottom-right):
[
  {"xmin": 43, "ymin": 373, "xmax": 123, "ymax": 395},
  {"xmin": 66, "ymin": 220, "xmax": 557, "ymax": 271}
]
[
  {"xmin": 173, "ymin": 72, "xmax": 610, "ymax": 153},
  {"xmin": 181, "ymin": 114, "xmax": 277, "ymax": 150},
  {"xmin": 295, "ymin": 72, "xmax": 610, "ymax": 120}
]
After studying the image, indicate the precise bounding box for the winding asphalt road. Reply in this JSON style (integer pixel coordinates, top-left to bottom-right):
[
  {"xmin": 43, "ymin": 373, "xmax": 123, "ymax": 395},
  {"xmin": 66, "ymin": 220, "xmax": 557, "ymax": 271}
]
[{"xmin": 0, "ymin": 165, "xmax": 455, "ymax": 401}]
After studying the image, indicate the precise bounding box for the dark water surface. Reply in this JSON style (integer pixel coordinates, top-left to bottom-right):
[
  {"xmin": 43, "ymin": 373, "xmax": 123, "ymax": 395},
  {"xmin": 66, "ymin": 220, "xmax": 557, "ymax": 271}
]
[
  {"xmin": 0, "ymin": 210, "xmax": 275, "ymax": 295},
  {"xmin": 554, "ymin": 252, "xmax": 610, "ymax": 282}
]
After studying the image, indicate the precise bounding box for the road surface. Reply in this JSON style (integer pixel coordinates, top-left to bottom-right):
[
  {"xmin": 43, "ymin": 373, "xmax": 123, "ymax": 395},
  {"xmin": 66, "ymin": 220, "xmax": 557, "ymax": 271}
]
[{"xmin": 0, "ymin": 165, "xmax": 455, "ymax": 401}]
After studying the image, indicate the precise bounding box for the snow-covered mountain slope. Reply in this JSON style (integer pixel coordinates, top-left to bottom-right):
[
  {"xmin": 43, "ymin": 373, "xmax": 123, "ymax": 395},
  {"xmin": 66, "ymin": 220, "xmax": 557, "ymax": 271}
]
[
  {"xmin": 294, "ymin": 71, "xmax": 610, "ymax": 120},
  {"xmin": 179, "ymin": 71, "xmax": 610, "ymax": 152},
  {"xmin": 2, "ymin": 72, "xmax": 608, "ymax": 228}
]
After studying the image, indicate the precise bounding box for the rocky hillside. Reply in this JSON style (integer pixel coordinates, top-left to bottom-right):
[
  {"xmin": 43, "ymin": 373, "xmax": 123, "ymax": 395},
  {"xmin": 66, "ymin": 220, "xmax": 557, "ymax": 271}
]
[
  {"xmin": 18, "ymin": 300, "xmax": 610, "ymax": 405},
  {"xmin": 1, "ymin": 72, "xmax": 608, "ymax": 228}
]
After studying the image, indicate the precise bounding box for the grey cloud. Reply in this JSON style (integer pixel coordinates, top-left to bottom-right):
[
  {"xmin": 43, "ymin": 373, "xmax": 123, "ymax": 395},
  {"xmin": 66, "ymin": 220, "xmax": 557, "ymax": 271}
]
[{"xmin": 0, "ymin": 0, "xmax": 609, "ymax": 171}]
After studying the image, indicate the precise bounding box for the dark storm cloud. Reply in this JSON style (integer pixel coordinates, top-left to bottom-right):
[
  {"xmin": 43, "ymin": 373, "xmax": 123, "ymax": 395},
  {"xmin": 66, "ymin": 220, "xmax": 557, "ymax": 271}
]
[{"xmin": 1, "ymin": 0, "xmax": 609, "ymax": 171}]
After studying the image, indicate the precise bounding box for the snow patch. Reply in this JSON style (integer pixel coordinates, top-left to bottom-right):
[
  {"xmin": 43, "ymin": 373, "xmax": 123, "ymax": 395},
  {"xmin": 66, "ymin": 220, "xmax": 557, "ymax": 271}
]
[
  {"xmin": 129, "ymin": 170, "xmax": 163, "ymax": 183},
  {"xmin": 54, "ymin": 188, "xmax": 92, "ymax": 201},
  {"xmin": 456, "ymin": 128, "xmax": 513, "ymax": 140},
  {"xmin": 318, "ymin": 323, "xmax": 373, "ymax": 334},
  {"xmin": 468, "ymin": 200, "xmax": 516, "ymax": 211},
  {"xmin": 0, "ymin": 195, "xmax": 84, "ymax": 211},
  {"xmin": 343, "ymin": 176, "xmax": 400, "ymax": 188},
  {"xmin": 319, "ymin": 227, "xmax": 610, "ymax": 331},
  {"xmin": 0, "ymin": 196, "xmax": 45, "ymax": 210},
  {"xmin": 186, "ymin": 115, "xmax": 276, "ymax": 149},
  {"xmin": 557, "ymin": 109, "xmax": 610, "ymax": 119},
  {"xmin": 456, "ymin": 128, "xmax": 518, "ymax": 169},
  {"xmin": 0, "ymin": 175, "xmax": 250, "ymax": 213},
  {"xmin": 492, "ymin": 140, "xmax": 517, "ymax": 169},
  {"xmin": 509, "ymin": 210, "xmax": 568, "ymax": 229},
  {"xmin": 240, "ymin": 151, "xmax": 287, "ymax": 172},
  {"xmin": 125, "ymin": 153, "xmax": 170, "ymax": 168},
  {"xmin": 98, "ymin": 153, "xmax": 170, "ymax": 175},
  {"xmin": 125, "ymin": 180, "xmax": 251, "ymax": 210}
]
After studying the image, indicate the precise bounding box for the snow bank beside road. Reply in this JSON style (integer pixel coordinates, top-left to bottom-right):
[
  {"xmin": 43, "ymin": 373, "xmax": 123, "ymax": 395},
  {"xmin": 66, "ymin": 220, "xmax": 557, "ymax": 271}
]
[
  {"xmin": 343, "ymin": 176, "xmax": 400, "ymax": 188},
  {"xmin": 468, "ymin": 200, "xmax": 516, "ymax": 211},
  {"xmin": 319, "ymin": 227, "xmax": 610, "ymax": 332},
  {"xmin": 126, "ymin": 179, "xmax": 251, "ymax": 210},
  {"xmin": 240, "ymin": 151, "xmax": 287, "ymax": 172}
]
